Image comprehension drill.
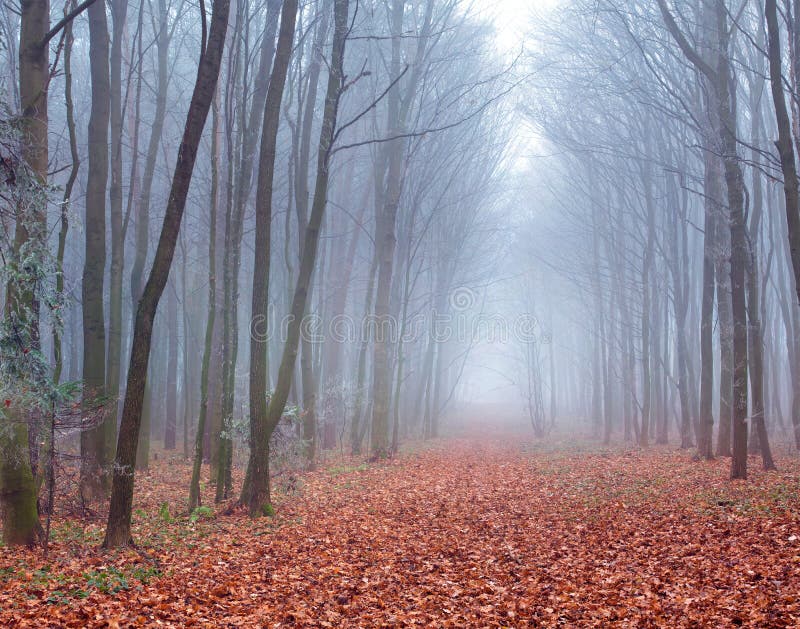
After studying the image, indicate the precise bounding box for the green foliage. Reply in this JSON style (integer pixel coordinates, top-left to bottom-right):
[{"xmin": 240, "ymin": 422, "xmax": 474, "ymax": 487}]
[
  {"xmin": 158, "ymin": 501, "xmax": 173, "ymax": 523},
  {"xmin": 0, "ymin": 113, "xmax": 81, "ymax": 543},
  {"xmin": 218, "ymin": 414, "xmax": 247, "ymax": 442},
  {"xmin": 31, "ymin": 566, "xmax": 61, "ymax": 587},
  {"xmin": 81, "ymin": 564, "xmax": 161, "ymax": 596},
  {"xmin": 83, "ymin": 567, "xmax": 129, "ymax": 594},
  {"xmin": 17, "ymin": 561, "xmax": 163, "ymax": 604},
  {"xmin": 0, "ymin": 114, "xmax": 65, "ymax": 412},
  {"xmin": 261, "ymin": 502, "xmax": 275, "ymax": 517},
  {"xmin": 328, "ymin": 462, "xmax": 368, "ymax": 477},
  {"xmin": 129, "ymin": 564, "xmax": 161, "ymax": 584},
  {"xmin": 189, "ymin": 505, "xmax": 214, "ymax": 523},
  {"xmin": 768, "ymin": 482, "xmax": 800, "ymax": 506},
  {"xmin": 46, "ymin": 590, "xmax": 75, "ymax": 604},
  {"xmin": 48, "ymin": 520, "xmax": 104, "ymax": 545}
]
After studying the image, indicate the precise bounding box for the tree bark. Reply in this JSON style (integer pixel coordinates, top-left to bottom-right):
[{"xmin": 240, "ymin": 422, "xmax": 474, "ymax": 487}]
[
  {"xmin": 1, "ymin": 0, "xmax": 49, "ymax": 547},
  {"xmin": 246, "ymin": 0, "xmax": 349, "ymax": 515},
  {"xmin": 745, "ymin": 97, "xmax": 776, "ymax": 470},
  {"xmin": 639, "ymin": 156, "xmax": 655, "ymax": 447},
  {"xmin": 243, "ymin": 0, "xmax": 299, "ymax": 515},
  {"xmin": 295, "ymin": 0, "xmax": 332, "ymax": 467},
  {"xmin": 711, "ymin": 0, "xmax": 749, "ymax": 479},
  {"xmin": 164, "ymin": 284, "xmax": 178, "ymax": 450},
  {"xmin": 106, "ymin": 0, "xmax": 130, "ymax": 460},
  {"xmin": 350, "ymin": 249, "xmax": 379, "ymax": 454},
  {"xmin": 766, "ymin": 0, "xmax": 800, "ymax": 309},
  {"xmin": 698, "ymin": 148, "xmax": 719, "ymax": 456},
  {"xmin": 80, "ymin": 0, "xmax": 110, "ymax": 503},
  {"xmin": 189, "ymin": 95, "xmax": 221, "ymax": 510},
  {"xmin": 103, "ymin": 0, "xmax": 231, "ymax": 547}
]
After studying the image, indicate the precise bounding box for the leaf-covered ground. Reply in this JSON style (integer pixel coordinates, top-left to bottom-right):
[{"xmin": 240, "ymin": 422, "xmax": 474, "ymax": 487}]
[{"xmin": 2, "ymin": 437, "xmax": 800, "ymax": 627}]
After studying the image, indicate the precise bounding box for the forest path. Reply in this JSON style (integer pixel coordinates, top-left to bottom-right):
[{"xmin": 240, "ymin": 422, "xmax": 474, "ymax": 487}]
[{"xmin": 3, "ymin": 436, "xmax": 800, "ymax": 626}]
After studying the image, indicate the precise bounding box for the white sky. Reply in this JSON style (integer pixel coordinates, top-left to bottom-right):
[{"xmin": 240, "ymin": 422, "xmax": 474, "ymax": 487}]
[
  {"xmin": 480, "ymin": 0, "xmax": 561, "ymax": 55},
  {"xmin": 454, "ymin": 0, "xmax": 565, "ymax": 414}
]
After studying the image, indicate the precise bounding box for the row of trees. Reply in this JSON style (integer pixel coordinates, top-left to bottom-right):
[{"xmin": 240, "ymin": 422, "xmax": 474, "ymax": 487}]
[
  {"xmin": 519, "ymin": 0, "xmax": 800, "ymax": 478},
  {"xmin": 0, "ymin": 0, "xmax": 510, "ymax": 547}
]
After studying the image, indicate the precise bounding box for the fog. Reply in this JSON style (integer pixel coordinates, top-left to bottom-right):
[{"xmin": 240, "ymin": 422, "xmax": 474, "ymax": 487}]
[{"xmin": 1, "ymin": 0, "xmax": 799, "ymax": 553}]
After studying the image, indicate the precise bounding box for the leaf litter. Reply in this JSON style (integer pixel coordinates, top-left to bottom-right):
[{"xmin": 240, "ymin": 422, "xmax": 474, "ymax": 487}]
[{"xmin": 1, "ymin": 438, "xmax": 799, "ymax": 627}]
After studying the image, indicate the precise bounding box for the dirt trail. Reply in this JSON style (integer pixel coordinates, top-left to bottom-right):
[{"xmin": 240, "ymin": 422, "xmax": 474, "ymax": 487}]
[{"xmin": 3, "ymin": 437, "xmax": 800, "ymax": 626}]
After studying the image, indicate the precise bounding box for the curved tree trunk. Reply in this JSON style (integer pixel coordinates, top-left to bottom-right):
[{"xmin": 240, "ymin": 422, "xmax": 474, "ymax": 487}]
[
  {"xmin": 246, "ymin": 0, "xmax": 349, "ymax": 515},
  {"xmin": 103, "ymin": 0, "xmax": 231, "ymax": 547},
  {"xmin": 243, "ymin": 0, "xmax": 300, "ymax": 514}
]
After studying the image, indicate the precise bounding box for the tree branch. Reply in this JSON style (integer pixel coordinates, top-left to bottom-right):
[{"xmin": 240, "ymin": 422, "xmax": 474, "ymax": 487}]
[
  {"xmin": 654, "ymin": 0, "xmax": 716, "ymax": 80},
  {"xmin": 42, "ymin": 0, "xmax": 100, "ymax": 47},
  {"xmin": 332, "ymin": 77, "xmax": 521, "ymax": 155},
  {"xmin": 332, "ymin": 65, "xmax": 409, "ymax": 146}
]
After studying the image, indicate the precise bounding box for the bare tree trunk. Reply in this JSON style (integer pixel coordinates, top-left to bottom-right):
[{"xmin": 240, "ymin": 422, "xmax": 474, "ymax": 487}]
[
  {"xmin": 350, "ymin": 249, "xmax": 379, "ymax": 455},
  {"xmin": 745, "ymin": 100, "xmax": 776, "ymax": 470},
  {"xmin": 130, "ymin": 0, "xmax": 167, "ymax": 309},
  {"xmin": 600, "ymin": 298, "xmax": 612, "ymax": 445},
  {"xmin": 766, "ymin": 0, "xmax": 800, "ymax": 309},
  {"xmin": 793, "ymin": 307, "xmax": 800, "ymax": 449},
  {"xmin": 370, "ymin": 0, "xmax": 429, "ymax": 456},
  {"xmin": 324, "ymin": 185, "xmax": 368, "ymax": 447},
  {"xmin": 548, "ymin": 310, "xmax": 557, "ymax": 429},
  {"xmin": 0, "ymin": 0, "xmax": 49, "ymax": 547},
  {"xmin": 215, "ymin": 0, "xmax": 282, "ymax": 499},
  {"xmin": 40, "ymin": 5, "xmax": 80, "ymax": 505},
  {"xmin": 104, "ymin": 0, "xmax": 231, "ymax": 547},
  {"xmin": 639, "ymin": 157, "xmax": 655, "ymax": 447},
  {"xmin": 128, "ymin": 0, "xmax": 169, "ymax": 474},
  {"xmin": 767, "ymin": 0, "xmax": 800, "ymax": 449},
  {"xmin": 667, "ymin": 171, "xmax": 695, "ymax": 449},
  {"xmin": 106, "ymin": 0, "xmax": 129, "ymax": 459},
  {"xmin": 698, "ymin": 148, "xmax": 719, "ymax": 456},
  {"xmin": 189, "ymin": 95, "xmax": 220, "ymax": 510},
  {"xmin": 53, "ymin": 7, "xmax": 79, "ymax": 387},
  {"xmin": 243, "ymin": 0, "xmax": 299, "ymax": 515},
  {"xmin": 710, "ymin": 1, "xmax": 749, "ymax": 479},
  {"xmin": 716, "ymin": 221, "xmax": 734, "ymax": 457},
  {"xmin": 180, "ymin": 235, "xmax": 192, "ymax": 459},
  {"xmin": 391, "ymin": 237, "xmax": 417, "ymax": 452},
  {"xmin": 80, "ymin": 0, "xmax": 110, "ymax": 503},
  {"xmin": 164, "ymin": 283, "xmax": 178, "ymax": 450},
  {"xmin": 295, "ymin": 0, "xmax": 332, "ymax": 467},
  {"xmin": 656, "ymin": 0, "xmax": 747, "ymax": 474},
  {"xmin": 246, "ymin": 0, "xmax": 348, "ymax": 515}
]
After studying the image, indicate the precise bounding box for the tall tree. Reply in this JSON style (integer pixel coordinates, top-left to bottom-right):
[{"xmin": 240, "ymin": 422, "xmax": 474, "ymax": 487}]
[
  {"xmin": 106, "ymin": 0, "xmax": 130, "ymax": 459},
  {"xmin": 765, "ymin": 0, "xmax": 800, "ymax": 310},
  {"xmin": 0, "ymin": 0, "xmax": 51, "ymax": 547},
  {"xmin": 80, "ymin": 0, "xmax": 111, "ymax": 503},
  {"xmin": 164, "ymin": 283, "xmax": 178, "ymax": 450},
  {"xmin": 130, "ymin": 0, "xmax": 171, "ymax": 472},
  {"xmin": 244, "ymin": 0, "xmax": 349, "ymax": 515},
  {"xmin": 104, "ymin": 0, "xmax": 232, "ymax": 547},
  {"xmin": 655, "ymin": 0, "xmax": 750, "ymax": 478},
  {"xmin": 243, "ymin": 0, "xmax": 299, "ymax": 515},
  {"xmin": 188, "ymin": 93, "xmax": 220, "ymax": 510}
]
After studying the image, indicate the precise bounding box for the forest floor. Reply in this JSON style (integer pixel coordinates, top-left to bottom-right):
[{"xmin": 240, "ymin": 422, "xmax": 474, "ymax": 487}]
[{"xmin": 2, "ymin": 434, "xmax": 800, "ymax": 627}]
